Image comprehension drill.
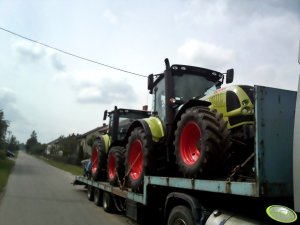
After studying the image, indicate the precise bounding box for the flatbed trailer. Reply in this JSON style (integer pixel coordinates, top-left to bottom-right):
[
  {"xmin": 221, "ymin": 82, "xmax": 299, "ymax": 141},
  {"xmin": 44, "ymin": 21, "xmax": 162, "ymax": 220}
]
[{"xmin": 74, "ymin": 85, "xmax": 299, "ymax": 224}]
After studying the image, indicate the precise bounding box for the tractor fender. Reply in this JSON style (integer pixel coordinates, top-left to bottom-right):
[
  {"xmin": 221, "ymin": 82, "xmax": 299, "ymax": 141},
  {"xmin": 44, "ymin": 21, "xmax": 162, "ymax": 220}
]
[
  {"xmin": 100, "ymin": 134, "xmax": 110, "ymax": 153},
  {"xmin": 126, "ymin": 117, "xmax": 165, "ymax": 143},
  {"xmin": 174, "ymin": 99, "xmax": 211, "ymax": 130},
  {"xmin": 164, "ymin": 192, "xmax": 204, "ymax": 225}
]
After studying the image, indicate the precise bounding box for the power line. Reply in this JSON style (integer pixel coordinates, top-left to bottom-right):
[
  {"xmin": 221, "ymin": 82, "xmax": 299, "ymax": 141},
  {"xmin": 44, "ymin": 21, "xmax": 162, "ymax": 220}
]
[{"xmin": 0, "ymin": 26, "xmax": 147, "ymax": 78}]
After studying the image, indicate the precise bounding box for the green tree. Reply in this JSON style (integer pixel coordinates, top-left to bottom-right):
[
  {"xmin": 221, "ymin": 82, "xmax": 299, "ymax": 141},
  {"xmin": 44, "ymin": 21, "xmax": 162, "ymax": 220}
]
[
  {"xmin": 7, "ymin": 134, "xmax": 19, "ymax": 152},
  {"xmin": 77, "ymin": 145, "xmax": 84, "ymax": 165},
  {"xmin": 0, "ymin": 110, "xmax": 9, "ymax": 150},
  {"xmin": 58, "ymin": 134, "xmax": 78, "ymax": 157},
  {"xmin": 26, "ymin": 130, "xmax": 44, "ymax": 154}
]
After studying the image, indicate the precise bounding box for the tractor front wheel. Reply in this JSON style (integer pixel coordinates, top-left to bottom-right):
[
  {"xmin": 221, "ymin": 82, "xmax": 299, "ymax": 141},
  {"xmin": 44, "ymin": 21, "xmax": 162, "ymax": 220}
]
[
  {"xmin": 107, "ymin": 146, "xmax": 125, "ymax": 186},
  {"xmin": 125, "ymin": 127, "xmax": 147, "ymax": 192}
]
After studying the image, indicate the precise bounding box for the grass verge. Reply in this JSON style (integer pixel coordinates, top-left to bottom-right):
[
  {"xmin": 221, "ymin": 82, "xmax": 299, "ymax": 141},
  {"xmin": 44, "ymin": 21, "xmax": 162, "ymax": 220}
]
[
  {"xmin": 39, "ymin": 157, "xmax": 83, "ymax": 176},
  {"xmin": 0, "ymin": 158, "xmax": 15, "ymax": 192}
]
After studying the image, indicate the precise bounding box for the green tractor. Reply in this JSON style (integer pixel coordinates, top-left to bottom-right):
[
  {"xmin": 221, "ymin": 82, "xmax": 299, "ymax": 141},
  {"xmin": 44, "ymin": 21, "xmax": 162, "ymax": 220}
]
[
  {"xmin": 90, "ymin": 106, "xmax": 151, "ymax": 185},
  {"xmin": 124, "ymin": 59, "xmax": 254, "ymax": 191}
]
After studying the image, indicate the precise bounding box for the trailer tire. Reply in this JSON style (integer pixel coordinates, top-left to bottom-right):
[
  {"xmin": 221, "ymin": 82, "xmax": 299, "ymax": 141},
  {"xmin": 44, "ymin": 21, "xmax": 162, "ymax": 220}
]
[
  {"xmin": 87, "ymin": 185, "xmax": 94, "ymax": 201},
  {"xmin": 94, "ymin": 188, "xmax": 102, "ymax": 206},
  {"xmin": 174, "ymin": 106, "xmax": 231, "ymax": 177},
  {"xmin": 102, "ymin": 192, "xmax": 115, "ymax": 213},
  {"xmin": 91, "ymin": 137, "xmax": 107, "ymax": 181},
  {"xmin": 107, "ymin": 146, "xmax": 125, "ymax": 186},
  {"xmin": 167, "ymin": 206, "xmax": 195, "ymax": 225}
]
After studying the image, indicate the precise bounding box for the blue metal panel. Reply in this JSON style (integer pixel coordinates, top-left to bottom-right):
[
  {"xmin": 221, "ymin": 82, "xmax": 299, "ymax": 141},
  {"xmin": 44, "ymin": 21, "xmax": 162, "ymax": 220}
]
[
  {"xmin": 127, "ymin": 192, "xmax": 144, "ymax": 204},
  {"xmin": 255, "ymin": 86, "xmax": 296, "ymax": 197},
  {"xmin": 144, "ymin": 176, "xmax": 258, "ymax": 197}
]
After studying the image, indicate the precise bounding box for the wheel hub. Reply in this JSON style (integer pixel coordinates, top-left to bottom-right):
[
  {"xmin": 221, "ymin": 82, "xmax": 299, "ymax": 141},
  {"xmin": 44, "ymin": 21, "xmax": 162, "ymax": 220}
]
[{"xmin": 180, "ymin": 121, "xmax": 201, "ymax": 165}]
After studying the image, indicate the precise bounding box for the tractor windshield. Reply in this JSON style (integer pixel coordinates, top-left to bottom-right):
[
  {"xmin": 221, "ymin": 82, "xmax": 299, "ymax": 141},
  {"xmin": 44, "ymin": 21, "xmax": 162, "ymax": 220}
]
[
  {"xmin": 153, "ymin": 74, "xmax": 219, "ymax": 122},
  {"xmin": 112, "ymin": 111, "xmax": 150, "ymax": 141},
  {"xmin": 152, "ymin": 65, "xmax": 223, "ymax": 122},
  {"xmin": 173, "ymin": 73, "xmax": 218, "ymax": 101}
]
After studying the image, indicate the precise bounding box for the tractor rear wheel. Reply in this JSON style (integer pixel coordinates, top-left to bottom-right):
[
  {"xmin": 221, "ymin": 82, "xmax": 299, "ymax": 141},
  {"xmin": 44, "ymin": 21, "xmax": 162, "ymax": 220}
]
[
  {"xmin": 91, "ymin": 137, "xmax": 107, "ymax": 181},
  {"xmin": 107, "ymin": 146, "xmax": 125, "ymax": 186},
  {"xmin": 174, "ymin": 106, "xmax": 230, "ymax": 178}
]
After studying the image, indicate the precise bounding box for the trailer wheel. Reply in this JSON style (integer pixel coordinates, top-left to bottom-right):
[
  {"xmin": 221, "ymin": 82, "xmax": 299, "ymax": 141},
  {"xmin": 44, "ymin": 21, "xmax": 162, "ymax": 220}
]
[
  {"xmin": 87, "ymin": 185, "xmax": 94, "ymax": 201},
  {"xmin": 94, "ymin": 188, "xmax": 102, "ymax": 206},
  {"xmin": 102, "ymin": 192, "xmax": 115, "ymax": 213},
  {"xmin": 91, "ymin": 137, "xmax": 107, "ymax": 181},
  {"xmin": 107, "ymin": 146, "xmax": 125, "ymax": 185},
  {"xmin": 174, "ymin": 107, "xmax": 230, "ymax": 178},
  {"xmin": 168, "ymin": 206, "xmax": 195, "ymax": 225}
]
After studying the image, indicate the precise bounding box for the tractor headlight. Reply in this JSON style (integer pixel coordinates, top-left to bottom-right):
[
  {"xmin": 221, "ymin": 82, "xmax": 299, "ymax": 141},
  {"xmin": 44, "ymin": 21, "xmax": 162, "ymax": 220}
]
[{"xmin": 242, "ymin": 108, "xmax": 248, "ymax": 114}]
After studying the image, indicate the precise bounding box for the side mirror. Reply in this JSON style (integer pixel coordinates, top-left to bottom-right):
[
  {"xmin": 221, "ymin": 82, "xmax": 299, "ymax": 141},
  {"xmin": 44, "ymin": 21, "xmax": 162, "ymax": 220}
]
[
  {"xmin": 103, "ymin": 110, "xmax": 108, "ymax": 121},
  {"xmin": 148, "ymin": 74, "xmax": 154, "ymax": 94},
  {"xmin": 226, "ymin": 69, "xmax": 234, "ymax": 84}
]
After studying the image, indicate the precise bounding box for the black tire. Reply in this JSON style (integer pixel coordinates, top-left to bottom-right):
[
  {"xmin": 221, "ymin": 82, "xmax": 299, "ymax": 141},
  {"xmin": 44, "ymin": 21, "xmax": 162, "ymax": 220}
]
[
  {"xmin": 167, "ymin": 206, "xmax": 195, "ymax": 225},
  {"xmin": 125, "ymin": 127, "xmax": 147, "ymax": 191},
  {"xmin": 87, "ymin": 185, "xmax": 94, "ymax": 201},
  {"xmin": 94, "ymin": 188, "xmax": 102, "ymax": 206},
  {"xmin": 126, "ymin": 127, "xmax": 166, "ymax": 192},
  {"xmin": 91, "ymin": 136, "xmax": 107, "ymax": 181},
  {"xmin": 174, "ymin": 106, "xmax": 231, "ymax": 178},
  {"xmin": 107, "ymin": 146, "xmax": 125, "ymax": 186},
  {"xmin": 102, "ymin": 192, "xmax": 115, "ymax": 213}
]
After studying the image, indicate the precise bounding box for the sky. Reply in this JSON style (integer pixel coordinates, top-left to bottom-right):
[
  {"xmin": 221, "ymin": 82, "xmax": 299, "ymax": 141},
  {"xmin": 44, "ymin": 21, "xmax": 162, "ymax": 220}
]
[{"xmin": 0, "ymin": 0, "xmax": 299, "ymax": 144}]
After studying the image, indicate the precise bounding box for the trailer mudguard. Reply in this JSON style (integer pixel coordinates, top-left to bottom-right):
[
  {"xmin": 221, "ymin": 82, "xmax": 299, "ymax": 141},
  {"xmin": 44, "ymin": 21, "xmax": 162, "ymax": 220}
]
[{"xmin": 164, "ymin": 192, "xmax": 204, "ymax": 225}]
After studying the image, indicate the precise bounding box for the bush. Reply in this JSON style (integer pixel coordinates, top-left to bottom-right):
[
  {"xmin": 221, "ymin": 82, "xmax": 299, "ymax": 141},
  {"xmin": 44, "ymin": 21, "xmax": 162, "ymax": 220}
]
[{"xmin": 0, "ymin": 150, "xmax": 6, "ymax": 159}]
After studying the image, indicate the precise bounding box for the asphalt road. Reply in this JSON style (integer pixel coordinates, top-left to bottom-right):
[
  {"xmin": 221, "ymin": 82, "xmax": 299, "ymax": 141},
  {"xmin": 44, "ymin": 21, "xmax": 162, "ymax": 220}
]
[{"xmin": 0, "ymin": 151, "xmax": 137, "ymax": 225}]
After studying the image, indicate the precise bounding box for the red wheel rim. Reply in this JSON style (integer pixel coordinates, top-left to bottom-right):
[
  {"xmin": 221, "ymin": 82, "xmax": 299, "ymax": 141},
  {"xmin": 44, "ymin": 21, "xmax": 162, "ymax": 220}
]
[
  {"xmin": 180, "ymin": 121, "xmax": 201, "ymax": 165},
  {"xmin": 108, "ymin": 153, "xmax": 116, "ymax": 180},
  {"xmin": 91, "ymin": 146, "xmax": 99, "ymax": 175},
  {"xmin": 129, "ymin": 139, "xmax": 144, "ymax": 180}
]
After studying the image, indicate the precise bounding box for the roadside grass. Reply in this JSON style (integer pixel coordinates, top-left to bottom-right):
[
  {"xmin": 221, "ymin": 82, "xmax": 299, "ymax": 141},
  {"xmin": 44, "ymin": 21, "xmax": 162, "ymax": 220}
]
[
  {"xmin": 39, "ymin": 157, "xmax": 83, "ymax": 176},
  {"xmin": 0, "ymin": 158, "xmax": 15, "ymax": 192}
]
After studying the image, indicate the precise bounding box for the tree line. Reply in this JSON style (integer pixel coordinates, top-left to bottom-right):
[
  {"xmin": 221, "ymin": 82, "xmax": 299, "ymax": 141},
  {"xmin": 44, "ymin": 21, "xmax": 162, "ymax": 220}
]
[
  {"xmin": 1, "ymin": 108, "xmax": 82, "ymax": 165},
  {"xmin": 0, "ymin": 110, "xmax": 19, "ymax": 159}
]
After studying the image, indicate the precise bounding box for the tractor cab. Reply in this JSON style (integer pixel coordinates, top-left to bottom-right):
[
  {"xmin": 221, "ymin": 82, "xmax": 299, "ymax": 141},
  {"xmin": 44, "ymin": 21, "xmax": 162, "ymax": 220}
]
[
  {"xmin": 148, "ymin": 58, "xmax": 233, "ymax": 124},
  {"xmin": 104, "ymin": 106, "xmax": 151, "ymax": 145}
]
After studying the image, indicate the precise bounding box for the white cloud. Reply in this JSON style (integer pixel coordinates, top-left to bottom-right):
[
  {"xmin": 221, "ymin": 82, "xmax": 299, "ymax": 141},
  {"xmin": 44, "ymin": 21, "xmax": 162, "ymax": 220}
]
[
  {"xmin": 177, "ymin": 38, "xmax": 236, "ymax": 70},
  {"xmin": 0, "ymin": 87, "xmax": 17, "ymax": 104},
  {"xmin": 0, "ymin": 87, "xmax": 31, "ymax": 140},
  {"xmin": 54, "ymin": 68, "xmax": 143, "ymax": 107},
  {"xmin": 103, "ymin": 9, "xmax": 118, "ymax": 25},
  {"xmin": 12, "ymin": 40, "xmax": 65, "ymax": 71},
  {"xmin": 13, "ymin": 40, "xmax": 45, "ymax": 62}
]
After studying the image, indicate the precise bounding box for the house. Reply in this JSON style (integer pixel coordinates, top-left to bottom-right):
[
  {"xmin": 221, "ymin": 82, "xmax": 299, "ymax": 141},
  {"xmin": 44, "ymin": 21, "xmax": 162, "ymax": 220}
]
[
  {"xmin": 46, "ymin": 138, "xmax": 60, "ymax": 155},
  {"xmin": 77, "ymin": 125, "xmax": 108, "ymax": 156}
]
